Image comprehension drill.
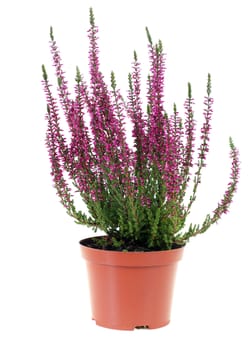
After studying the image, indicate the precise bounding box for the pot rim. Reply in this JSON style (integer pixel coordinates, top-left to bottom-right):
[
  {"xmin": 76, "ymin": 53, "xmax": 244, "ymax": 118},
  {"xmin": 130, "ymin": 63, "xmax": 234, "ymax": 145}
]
[{"xmin": 79, "ymin": 236, "xmax": 184, "ymax": 267}]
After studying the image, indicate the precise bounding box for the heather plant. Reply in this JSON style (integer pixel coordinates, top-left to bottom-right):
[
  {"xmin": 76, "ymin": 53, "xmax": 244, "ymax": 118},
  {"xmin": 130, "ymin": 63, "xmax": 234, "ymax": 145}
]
[{"xmin": 42, "ymin": 8, "xmax": 240, "ymax": 251}]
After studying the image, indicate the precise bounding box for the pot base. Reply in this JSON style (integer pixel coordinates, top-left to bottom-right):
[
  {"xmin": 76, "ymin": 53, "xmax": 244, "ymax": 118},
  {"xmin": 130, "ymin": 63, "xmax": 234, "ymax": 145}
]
[{"xmin": 93, "ymin": 318, "xmax": 170, "ymax": 330}]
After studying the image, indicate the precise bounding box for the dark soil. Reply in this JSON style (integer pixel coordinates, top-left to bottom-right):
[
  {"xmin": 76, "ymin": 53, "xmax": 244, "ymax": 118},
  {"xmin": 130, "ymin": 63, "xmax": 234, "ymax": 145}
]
[{"xmin": 80, "ymin": 236, "xmax": 184, "ymax": 252}]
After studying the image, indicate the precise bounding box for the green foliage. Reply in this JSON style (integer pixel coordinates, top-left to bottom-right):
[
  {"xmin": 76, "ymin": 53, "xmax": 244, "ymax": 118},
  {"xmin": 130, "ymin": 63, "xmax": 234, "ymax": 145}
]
[
  {"xmin": 42, "ymin": 64, "xmax": 48, "ymax": 81},
  {"xmin": 111, "ymin": 71, "xmax": 116, "ymax": 90},
  {"xmin": 75, "ymin": 66, "xmax": 82, "ymax": 83},
  {"xmin": 188, "ymin": 82, "xmax": 192, "ymax": 99},
  {"xmin": 50, "ymin": 26, "xmax": 54, "ymax": 41},
  {"xmin": 207, "ymin": 73, "xmax": 211, "ymax": 96},
  {"xmin": 89, "ymin": 7, "xmax": 95, "ymax": 27},
  {"xmin": 134, "ymin": 50, "xmax": 138, "ymax": 61},
  {"xmin": 145, "ymin": 27, "xmax": 153, "ymax": 45}
]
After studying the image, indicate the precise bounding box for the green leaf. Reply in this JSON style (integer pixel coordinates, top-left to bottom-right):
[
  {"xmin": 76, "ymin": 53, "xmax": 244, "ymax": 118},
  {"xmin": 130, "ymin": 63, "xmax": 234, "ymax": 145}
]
[
  {"xmin": 145, "ymin": 27, "xmax": 153, "ymax": 45},
  {"xmin": 89, "ymin": 7, "xmax": 95, "ymax": 26},
  {"xmin": 57, "ymin": 77, "xmax": 62, "ymax": 87},
  {"xmin": 111, "ymin": 71, "xmax": 116, "ymax": 90},
  {"xmin": 50, "ymin": 26, "xmax": 54, "ymax": 41},
  {"xmin": 42, "ymin": 64, "xmax": 48, "ymax": 81},
  {"xmin": 207, "ymin": 73, "xmax": 212, "ymax": 96},
  {"xmin": 134, "ymin": 50, "xmax": 138, "ymax": 61},
  {"xmin": 75, "ymin": 66, "xmax": 82, "ymax": 83},
  {"xmin": 188, "ymin": 82, "xmax": 192, "ymax": 98}
]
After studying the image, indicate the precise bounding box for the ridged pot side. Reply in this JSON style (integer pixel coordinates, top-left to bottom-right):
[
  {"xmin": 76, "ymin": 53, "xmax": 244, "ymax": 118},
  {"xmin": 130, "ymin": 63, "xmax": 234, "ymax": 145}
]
[{"xmin": 80, "ymin": 237, "xmax": 184, "ymax": 330}]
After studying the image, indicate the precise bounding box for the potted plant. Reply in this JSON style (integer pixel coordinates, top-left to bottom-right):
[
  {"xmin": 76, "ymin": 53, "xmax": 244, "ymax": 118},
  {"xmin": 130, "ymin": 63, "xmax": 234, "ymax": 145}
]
[{"xmin": 42, "ymin": 8, "xmax": 240, "ymax": 330}]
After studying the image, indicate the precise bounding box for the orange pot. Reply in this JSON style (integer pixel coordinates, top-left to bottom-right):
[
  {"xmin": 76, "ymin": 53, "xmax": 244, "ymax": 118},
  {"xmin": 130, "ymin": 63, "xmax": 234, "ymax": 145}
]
[{"xmin": 80, "ymin": 237, "xmax": 184, "ymax": 330}]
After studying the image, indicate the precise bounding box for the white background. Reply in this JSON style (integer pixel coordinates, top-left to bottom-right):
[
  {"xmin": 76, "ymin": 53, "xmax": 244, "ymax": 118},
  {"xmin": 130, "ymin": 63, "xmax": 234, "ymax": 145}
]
[{"xmin": 0, "ymin": 0, "xmax": 250, "ymax": 349}]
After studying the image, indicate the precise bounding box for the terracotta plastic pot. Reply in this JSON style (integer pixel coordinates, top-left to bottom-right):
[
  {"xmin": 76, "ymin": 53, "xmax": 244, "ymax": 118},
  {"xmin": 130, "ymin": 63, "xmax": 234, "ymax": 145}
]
[{"xmin": 80, "ymin": 237, "xmax": 184, "ymax": 330}]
